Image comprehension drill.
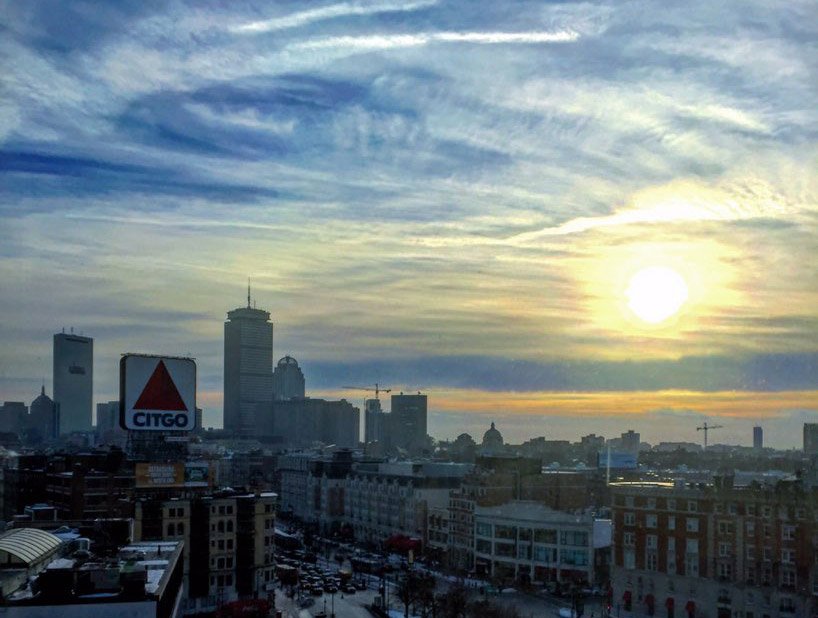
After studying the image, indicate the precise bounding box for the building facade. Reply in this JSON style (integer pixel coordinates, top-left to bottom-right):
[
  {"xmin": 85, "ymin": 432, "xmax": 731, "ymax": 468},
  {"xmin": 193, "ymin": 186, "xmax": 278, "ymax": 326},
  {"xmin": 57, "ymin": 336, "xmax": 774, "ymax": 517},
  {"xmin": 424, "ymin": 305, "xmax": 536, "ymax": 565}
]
[
  {"xmin": 473, "ymin": 501, "xmax": 601, "ymax": 586},
  {"xmin": 364, "ymin": 399, "xmax": 386, "ymax": 445},
  {"xmin": 262, "ymin": 398, "xmax": 359, "ymax": 449},
  {"xmin": 223, "ymin": 302, "xmax": 273, "ymax": 436},
  {"xmin": 610, "ymin": 478, "xmax": 818, "ymax": 618},
  {"xmin": 53, "ymin": 332, "xmax": 93, "ymax": 434}
]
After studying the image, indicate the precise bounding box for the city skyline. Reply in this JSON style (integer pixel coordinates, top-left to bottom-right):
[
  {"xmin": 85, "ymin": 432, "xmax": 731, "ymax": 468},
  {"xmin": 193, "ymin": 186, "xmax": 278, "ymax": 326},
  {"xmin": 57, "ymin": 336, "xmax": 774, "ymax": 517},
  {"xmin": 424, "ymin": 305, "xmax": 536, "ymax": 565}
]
[{"xmin": 1, "ymin": 1, "xmax": 816, "ymax": 448}]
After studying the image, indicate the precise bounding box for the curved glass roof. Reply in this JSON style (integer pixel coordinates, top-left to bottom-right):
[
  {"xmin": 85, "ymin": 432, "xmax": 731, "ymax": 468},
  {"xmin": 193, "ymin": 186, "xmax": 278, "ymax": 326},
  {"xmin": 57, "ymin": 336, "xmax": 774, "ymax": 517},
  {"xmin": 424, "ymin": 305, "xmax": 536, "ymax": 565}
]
[{"xmin": 0, "ymin": 528, "xmax": 62, "ymax": 565}]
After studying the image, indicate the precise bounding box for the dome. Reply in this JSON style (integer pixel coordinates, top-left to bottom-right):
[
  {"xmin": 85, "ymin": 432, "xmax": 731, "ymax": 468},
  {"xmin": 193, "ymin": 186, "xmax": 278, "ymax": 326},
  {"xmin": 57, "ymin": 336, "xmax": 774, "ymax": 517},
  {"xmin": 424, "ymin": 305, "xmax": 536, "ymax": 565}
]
[
  {"xmin": 481, "ymin": 422, "xmax": 504, "ymax": 448},
  {"xmin": 277, "ymin": 355, "xmax": 299, "ymax": 367},
  {"xmin": 31, "ymin": 385, "xmax": 52, "ymax": 407}
]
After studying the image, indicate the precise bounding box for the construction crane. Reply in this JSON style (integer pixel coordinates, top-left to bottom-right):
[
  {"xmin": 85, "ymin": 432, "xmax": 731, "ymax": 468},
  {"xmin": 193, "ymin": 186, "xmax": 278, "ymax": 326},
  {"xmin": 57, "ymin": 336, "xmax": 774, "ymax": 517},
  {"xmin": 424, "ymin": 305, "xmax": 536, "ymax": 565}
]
[
  {"xmin": 342, "ymin": 383, "xmax": 392, "ymax": 400},
  {"xmin": 696, "ymin": 421, "xmax": 724, "ymax": 451}
]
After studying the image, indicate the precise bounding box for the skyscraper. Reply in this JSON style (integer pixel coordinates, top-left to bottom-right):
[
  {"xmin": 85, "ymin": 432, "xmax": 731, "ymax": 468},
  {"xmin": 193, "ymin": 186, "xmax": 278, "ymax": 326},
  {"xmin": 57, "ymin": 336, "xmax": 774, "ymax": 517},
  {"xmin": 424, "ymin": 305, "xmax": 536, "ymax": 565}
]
[
  {"xmin": 804, "ymin": 423, "xmax": 818, "ymax": 456},
  {"xmin": 364, "ymin": 398, "xmax": 385, "ymax": 444},
  {"xmin": 223, "ymin": 289, "xmax": 273, "ymax": 435},
  {"xmin": 53, "ymin": 331, "xmax": 93, "ymax": 433},
  {"xmin": 389, "ymin": 392, "xmax": 428, "ymax": 453},
  {"xmin": 272, "ymin": 356, "xmax": 306, "ymax": 401},
  {"xmin": 753, "ymin": 425, "xmax": 763, "ymax": 450}
]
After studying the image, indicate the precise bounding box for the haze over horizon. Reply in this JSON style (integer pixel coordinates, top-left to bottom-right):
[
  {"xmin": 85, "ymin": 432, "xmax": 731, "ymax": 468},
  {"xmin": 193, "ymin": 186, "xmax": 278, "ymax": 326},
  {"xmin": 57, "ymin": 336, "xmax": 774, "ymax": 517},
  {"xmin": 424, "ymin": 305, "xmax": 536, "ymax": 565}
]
[{"xmin": 1, "ymin": 1, "xmax": 816, "ymax": 448}]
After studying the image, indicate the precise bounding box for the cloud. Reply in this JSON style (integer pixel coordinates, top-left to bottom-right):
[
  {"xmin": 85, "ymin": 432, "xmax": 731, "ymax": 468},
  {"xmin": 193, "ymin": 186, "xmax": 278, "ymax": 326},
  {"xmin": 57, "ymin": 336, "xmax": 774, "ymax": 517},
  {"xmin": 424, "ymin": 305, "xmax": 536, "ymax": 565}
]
[{"xmin": 231, "ymin": 1, "xmax": 439, "ymax": 34}]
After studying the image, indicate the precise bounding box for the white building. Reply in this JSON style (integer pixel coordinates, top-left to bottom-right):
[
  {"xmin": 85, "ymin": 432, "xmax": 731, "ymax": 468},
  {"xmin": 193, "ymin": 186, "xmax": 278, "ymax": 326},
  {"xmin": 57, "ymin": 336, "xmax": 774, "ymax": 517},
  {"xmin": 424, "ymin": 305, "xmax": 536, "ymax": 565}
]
[
  {"xmin": 473, "ymin": 501, "xmax": 604, "ymax": 586},
  {"xmin": 223, "ymin": 295, "xmax": 273, "ymax": 436},
  {"xmin": 53, "ymin": 331, "xmax": 93, "ymax": 433}
]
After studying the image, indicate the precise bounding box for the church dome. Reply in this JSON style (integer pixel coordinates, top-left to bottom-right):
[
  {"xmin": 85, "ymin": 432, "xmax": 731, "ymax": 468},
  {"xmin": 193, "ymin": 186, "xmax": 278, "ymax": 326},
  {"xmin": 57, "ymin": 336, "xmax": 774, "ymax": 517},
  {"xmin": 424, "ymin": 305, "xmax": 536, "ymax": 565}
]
[
  {"xmin": 482, "ymin": 422, "xmax": 504, "ymax": 448},
  {"xmin": 277, "ymin": 355, "xmax": 299, "ymax": 367}
]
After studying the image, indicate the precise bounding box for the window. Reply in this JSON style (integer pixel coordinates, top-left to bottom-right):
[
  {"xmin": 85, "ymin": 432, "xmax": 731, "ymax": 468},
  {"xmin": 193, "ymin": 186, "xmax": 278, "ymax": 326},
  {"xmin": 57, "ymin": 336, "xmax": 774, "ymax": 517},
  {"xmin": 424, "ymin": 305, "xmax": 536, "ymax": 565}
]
[
  {"xmin": 728, "ymin": 503, "xmax": 737, "ymax": 515},
  {"xmin": 746, "ymin": 521, "xmax": 755, "ymax": 536},
  {"xmin": 533, "ymin": 545, "xmax": 557, "ymax": 562},
  {"xmin": 646, "ymin": 534, "xmax": 658, "ymax": 549},
  {"xmin": 645, "ymin": 551, "xmax": 658, "ymax": 571},
  {"xmin": 763, "ymin": 546, "xmax": 772, "ymax": 561},
  {"xmin": 718, "ymin": 562, "xmax": 732, "ymax": 579},
  {"xmin": 718, "ymin": 521, "xmax": 733, "ymax": 535},
  {"xmin": 667, "ymin": 537, "xmax": 675, "ymax": 551},
  {"xmin": 476, "ymin": 522, "xmax": 492, "ymax": 537},
  {"xmin": 646, "ymin": 514, "xmax": 658, "ymax": 528},
  {"xmin": 624, "ymin": 512, "xmax": 636, "ymax": 526},
  {"xmin": 495, "ymin": 525, "xmax": 516, "ymax": 540},
  {"xmin": 668, "ymin": 516, "xmax": 675, "ymax": 530},
  {"xmin": 647, "ymin": 498, "xmax": 656, "ymax": 509},
  {"xmin": 667, "ymin": 553, "xmax": 676, "ymax": 574},
  {"xmin": 623, "ymin": 532, "xmax": 635, "ymax": 547},
  {"xmin": 719, "ymin": 542, "xmax": 730, "ymax": 557},
  {"xmin": 781, "ymin": 569, "xmax": 796, "ymax": 587},
  {"xmin": 686, "ymin": 539, "xmax": 699, "ymax": 553},
  {"xmin": 178, "ymin": 522, "xmax": 184, "ymax": 535},
  {"xmin": 780, "ymin": 597, "xmax": 796, "ymax": 613},
  {"xmin": 763, "ymin": 523, "xmax": 771, "ymax": 538},
  {"xmin": 686, "ymin": 518, "xmax": 699, "ymax": 532},
  {"xmin": 782, "ymin": 525, "xmax": 796, "ymax": 541},
  {"xmin": 746, "ymin": 546, "xmax": 755, "ymax": 560},
  {"xmin": 227, "ymin": 520, "xmax": 234, "ymax": 532},
  {"xmin": 685, "ymin": 554, "xmax": 699, "ymax": 577},
  {"xmin": 781, "ymin": 549, "xmax": 795, "ymax": 564},
  {"xmin": 625, "ymin": 496, "xmax": 635, "ymax": 507},
  {"xmin": 762, "ymin": 506, "xmax": 772, "ymax": 518},
  {"xmin": 167, "ymin": 523, "xmax": 175, "ymax": 536},
  {"xmin": 623, "ymin": 549, "xmax": 636, "ymax": 570},
  {"xmin": 495, "ymin": 542, "xmax": 515, "ymax": 557},
  {"xmin": 517, "ymin": 545, "xmax": 531, "ymax": 560},
  {"xmin": 534, "ymin": 528, "xmax": 556, "ymax": 543},
  {"xmin": 687, "ymin": 501, "xmax": 697, "ymax": 513},
  {"xmin": 560, "ymin": 549, "xmax": 588, "ymax": 566},
  {"xmin": 475, "ymin": 539, "xmax": 491, "ymax": 553},
  {"xmin": 667, "ymin": 499, "xmax": 676, "ymax": 511},
  {"xmin": 560, "ymin": 530, "xmax": 588, "ymax": 546},
  {"xmin": 747, "ymin": 504, "xmax": 756, "ymax": 516}
]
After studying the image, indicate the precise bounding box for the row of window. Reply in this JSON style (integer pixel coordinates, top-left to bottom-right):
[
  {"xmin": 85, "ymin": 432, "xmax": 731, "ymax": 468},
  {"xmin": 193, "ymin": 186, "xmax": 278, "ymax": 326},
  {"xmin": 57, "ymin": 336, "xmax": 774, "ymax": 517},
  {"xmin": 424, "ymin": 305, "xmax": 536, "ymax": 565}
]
[
  {"xmin": 475, "ymin": 523, "xmax": 588, "ymax": 546},
  {"xmin": 623, "ymin": 513, "xmax": 699, "ymax": 531},
  {"xmin": 620, "ymin": 495, "xmax": 809, "ymax": 520},
  {"xmin": 476, "ymin": 539, "xmax": 590, "ymax": 566}
]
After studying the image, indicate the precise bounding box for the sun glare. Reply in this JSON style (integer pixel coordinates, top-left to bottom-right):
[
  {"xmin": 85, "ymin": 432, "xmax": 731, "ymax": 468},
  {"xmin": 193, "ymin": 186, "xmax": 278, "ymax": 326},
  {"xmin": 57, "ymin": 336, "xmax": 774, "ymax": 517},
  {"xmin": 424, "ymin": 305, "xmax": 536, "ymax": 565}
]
[{"xmin": 626, "ymin": 266, "xmax": 689, "ymax": 324}]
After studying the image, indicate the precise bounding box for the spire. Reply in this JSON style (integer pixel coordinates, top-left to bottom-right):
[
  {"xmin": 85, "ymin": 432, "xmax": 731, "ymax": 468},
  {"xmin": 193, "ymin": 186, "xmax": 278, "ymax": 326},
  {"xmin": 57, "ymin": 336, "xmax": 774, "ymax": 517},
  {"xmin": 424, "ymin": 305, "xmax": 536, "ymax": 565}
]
[
  {"xmin": 41, "ymin": 384, "xmax": 45, "ymax": 396},
  {"xmin": 247, "ymin": 278, "xmax": 251, "ymax": 309}
]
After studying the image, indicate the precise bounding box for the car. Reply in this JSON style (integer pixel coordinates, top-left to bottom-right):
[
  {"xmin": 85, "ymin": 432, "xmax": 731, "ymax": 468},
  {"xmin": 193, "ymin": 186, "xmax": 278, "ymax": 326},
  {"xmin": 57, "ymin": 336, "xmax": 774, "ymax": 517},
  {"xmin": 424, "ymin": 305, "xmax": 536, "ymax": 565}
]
[
  {"xmin": 342, "ymin": 585, "xmax": 356, "ymax": 594},
  {"xmin": 355, "ymin": 580, "xmax": 367, "ymax": 591},
  {"xmin": 311, "ymin": 586, "xmax": 324, "ymax": 596}
]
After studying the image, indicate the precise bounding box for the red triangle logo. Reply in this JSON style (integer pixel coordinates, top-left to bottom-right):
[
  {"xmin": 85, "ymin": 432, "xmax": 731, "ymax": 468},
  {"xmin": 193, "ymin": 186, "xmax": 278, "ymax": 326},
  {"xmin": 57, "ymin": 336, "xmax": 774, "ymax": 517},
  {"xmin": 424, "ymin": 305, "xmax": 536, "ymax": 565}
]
[{"xmin": 133, "ymin": 360, "xmax": 188, "ymax": 411}]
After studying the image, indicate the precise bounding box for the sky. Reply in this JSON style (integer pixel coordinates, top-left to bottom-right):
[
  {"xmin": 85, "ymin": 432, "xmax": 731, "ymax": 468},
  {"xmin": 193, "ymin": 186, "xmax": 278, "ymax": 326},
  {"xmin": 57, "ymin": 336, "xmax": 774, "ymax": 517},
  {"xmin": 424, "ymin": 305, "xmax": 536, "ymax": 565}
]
[{"xmin": 1, "ymin": 1, "xmax": 817, "ymax": 448}]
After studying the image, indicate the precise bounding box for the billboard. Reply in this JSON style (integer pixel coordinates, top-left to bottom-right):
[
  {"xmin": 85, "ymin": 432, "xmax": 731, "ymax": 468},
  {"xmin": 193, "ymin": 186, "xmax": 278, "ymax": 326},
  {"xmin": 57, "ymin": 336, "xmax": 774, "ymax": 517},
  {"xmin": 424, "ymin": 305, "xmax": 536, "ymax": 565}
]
[
  {"xmin": 598, "ymin": 451, "xmax": 638, "ymax": 469},
  {"xmin": 120, "ymin": 354, "xmax": 196, "ymax": 431},
  {"xmin": 135, "ymin": 461, "xmax": 214, "ymax": 488}
]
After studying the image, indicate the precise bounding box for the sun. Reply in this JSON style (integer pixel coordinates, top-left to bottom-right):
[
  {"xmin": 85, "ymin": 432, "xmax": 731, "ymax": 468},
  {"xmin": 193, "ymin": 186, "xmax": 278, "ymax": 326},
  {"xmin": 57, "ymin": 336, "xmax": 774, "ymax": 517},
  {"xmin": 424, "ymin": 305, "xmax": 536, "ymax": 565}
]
[{"xmin": 626, "ymin": 266, "xmax": 689, "ymax": 324}]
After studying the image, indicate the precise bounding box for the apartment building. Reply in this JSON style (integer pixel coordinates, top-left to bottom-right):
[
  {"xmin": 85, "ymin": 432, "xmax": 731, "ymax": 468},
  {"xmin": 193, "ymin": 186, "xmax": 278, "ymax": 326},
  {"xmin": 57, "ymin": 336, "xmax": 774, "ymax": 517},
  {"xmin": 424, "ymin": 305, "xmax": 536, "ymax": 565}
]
[
  {"xmin": 610, "ymin": 477, "xmax": 818, "ymax": 618},
  {"xmin": 134, "ymin": 490, "xmax": 276, "ymax": 615}
]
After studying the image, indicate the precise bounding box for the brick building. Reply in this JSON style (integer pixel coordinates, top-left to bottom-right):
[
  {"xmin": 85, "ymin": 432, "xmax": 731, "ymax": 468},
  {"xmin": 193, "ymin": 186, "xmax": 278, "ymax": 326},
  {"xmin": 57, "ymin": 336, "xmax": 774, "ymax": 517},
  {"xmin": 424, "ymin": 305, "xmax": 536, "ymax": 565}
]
[{"xmin": 610, "ymin": 477, "xmax": 818, "ymax": 618}]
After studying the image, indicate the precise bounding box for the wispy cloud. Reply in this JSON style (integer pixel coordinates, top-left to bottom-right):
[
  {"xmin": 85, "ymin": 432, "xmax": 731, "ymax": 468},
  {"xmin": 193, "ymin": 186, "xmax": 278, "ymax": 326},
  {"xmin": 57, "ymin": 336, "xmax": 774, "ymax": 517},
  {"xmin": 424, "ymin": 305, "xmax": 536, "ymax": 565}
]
[
  {"xmin": 293, "ymin": 29, "xmax": 579, "ymax": 51},
  {"xmin": 231, "ymin": 0, "xmax": 439, "ymax": 34}
]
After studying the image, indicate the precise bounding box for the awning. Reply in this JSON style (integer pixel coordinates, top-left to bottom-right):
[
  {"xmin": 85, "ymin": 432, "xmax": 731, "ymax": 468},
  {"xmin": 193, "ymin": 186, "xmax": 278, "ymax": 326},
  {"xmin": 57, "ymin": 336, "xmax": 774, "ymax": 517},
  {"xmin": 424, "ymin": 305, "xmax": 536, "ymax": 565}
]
[
  {"xmin": 685, "ymin": 600, "xmax": 696, "ymax": 614},
  {"xmin": 666, "ymin": 598, "xmax": 675, "ymax": 609}
]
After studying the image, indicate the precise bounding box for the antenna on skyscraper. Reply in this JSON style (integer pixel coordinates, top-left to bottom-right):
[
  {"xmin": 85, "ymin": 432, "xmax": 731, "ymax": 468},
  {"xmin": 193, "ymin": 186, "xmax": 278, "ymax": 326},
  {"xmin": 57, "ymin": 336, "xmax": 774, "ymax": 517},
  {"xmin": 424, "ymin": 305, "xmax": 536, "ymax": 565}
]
[{"xmin": 247, "ymin": 278, "xmax": 251, "ymax": 309}]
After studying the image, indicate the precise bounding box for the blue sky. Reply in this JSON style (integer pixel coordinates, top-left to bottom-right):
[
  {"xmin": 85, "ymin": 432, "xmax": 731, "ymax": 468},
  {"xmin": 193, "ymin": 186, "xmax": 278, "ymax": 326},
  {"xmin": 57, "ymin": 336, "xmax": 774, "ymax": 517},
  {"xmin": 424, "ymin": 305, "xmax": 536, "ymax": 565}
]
[{"xmin": 1, "ymin": 1, "xmax": 816, "ymax": 446}]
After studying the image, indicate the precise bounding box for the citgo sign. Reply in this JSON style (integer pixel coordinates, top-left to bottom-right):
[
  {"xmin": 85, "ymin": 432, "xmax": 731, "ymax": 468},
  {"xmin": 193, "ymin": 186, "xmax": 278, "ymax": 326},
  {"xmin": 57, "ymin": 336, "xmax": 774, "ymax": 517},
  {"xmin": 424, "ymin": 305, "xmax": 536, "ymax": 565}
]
[{"xmin": 120, "ymin": 354, "xmax": 196, "ymax": 431}]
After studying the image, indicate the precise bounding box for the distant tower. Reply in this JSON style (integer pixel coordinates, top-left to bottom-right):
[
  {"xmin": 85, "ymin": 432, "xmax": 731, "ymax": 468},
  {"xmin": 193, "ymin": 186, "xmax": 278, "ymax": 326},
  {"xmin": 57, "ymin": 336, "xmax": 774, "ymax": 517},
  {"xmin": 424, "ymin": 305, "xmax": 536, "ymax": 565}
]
[
  {"xmin": 53, "ymin": 331, "xmax": 93, "ymax": 433},
  {"xmin": 272, "ymin": 356, "xmax": 306, "ymax": 401},
  {"xmin": 753, "ymin": 426, "xmax": 763, "ymax": 450},
  {"xmin": 30, "ymin": 385, "xmax": 60, "ymax": 441},
  {"xmin": 390, "ymin": 393, "xmax": 428, "ymax": 453},
  {"xmin": 223, "ymin": 286, "xmax": 273, "ymax": 435},
  {"xmin": 804, "ymin": 423, "xmax": 818, "ymax": 456},
  {"xmin": 364, "ymin": 398, "xmax": 385, "ymax": 444}
]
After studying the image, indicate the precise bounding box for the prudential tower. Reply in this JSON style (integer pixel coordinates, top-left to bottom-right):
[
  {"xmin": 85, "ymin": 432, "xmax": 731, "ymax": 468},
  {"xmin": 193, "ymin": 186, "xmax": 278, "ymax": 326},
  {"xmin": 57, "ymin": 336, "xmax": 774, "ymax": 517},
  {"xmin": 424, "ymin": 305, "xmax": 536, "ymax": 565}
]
[{"xmin": 223, "ymin": 285, "xmax": 273, "ymax": 435}]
